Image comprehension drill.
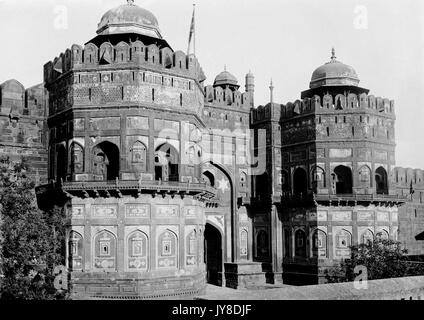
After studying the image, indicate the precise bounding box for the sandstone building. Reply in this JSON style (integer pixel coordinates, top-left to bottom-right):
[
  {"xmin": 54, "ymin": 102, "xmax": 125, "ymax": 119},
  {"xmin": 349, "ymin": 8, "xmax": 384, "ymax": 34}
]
[{"xmin": 1, "ymin": 0, "xmax": 422, "ymax": 298}]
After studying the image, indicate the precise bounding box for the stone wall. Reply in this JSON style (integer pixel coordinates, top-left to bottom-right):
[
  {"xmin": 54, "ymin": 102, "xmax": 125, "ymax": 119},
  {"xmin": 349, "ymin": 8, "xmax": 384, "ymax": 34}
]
[{"xmin": 0, "ymin": 79, "xmax": 48, "ymax": 183}]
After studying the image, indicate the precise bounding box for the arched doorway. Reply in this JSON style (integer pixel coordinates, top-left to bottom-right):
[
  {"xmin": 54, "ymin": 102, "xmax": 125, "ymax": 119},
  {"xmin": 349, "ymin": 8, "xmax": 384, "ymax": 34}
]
[
  {"xmin": 293, "ymin": 168, "xmax": 308, "ymax": 197},
  {"xmin": 375, "ymin": 167, "xmax": 388, "ymax": 194},
  {"xmin": 333, "ymin": 165, "xmax": 353, "ymax": 194},
  {"xmin": 92, "ymin": 141, "xmax": 120, "ymax": 180},
  {"xmin": 204, "ymin": 223, "xmax": 222, "ymax": 286},
  {"xmin": 155, "ymin": 143, "xmax": 179, "ymax": 182}
]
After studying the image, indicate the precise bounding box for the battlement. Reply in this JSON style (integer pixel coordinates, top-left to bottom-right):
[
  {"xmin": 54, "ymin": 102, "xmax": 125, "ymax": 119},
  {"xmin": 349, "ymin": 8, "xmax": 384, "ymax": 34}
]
[
  {"xmin": 0, "ymin": 80, "xmax": 46, "ymax": 119},
  {"xmin": 204, "ymin": 84, "xmax": 252, "ymax": 109},
  {"xmin": 44, "ymin": 41, "xmax": 206, "ymax": 86},
  {"xmin": 252, "ymin": 93, "xmax": 395, "ymax": 123},
  {"xmin": 251, "ymin": 103, "xmax": 282, "ymax": 123},
  {"xmin": 392, "ymin": 167, "xmax": 424, "ymax": 190}
]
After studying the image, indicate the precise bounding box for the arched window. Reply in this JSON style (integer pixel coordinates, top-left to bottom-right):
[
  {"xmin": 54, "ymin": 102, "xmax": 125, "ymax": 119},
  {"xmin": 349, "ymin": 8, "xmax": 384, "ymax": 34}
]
[
  {"xmin": 93, "ymin": 230, "xmax": 116, "ymax": 270},
  {"xmin": 359, "ymin": 166, "xmax": 371, "ymax": 187},
  {"xmin": 186, "ymin": 230, "xmax": 198, "ymax": 266},
  {"xmin": 92, "ymin": 141, "xmax": 120, "ymax": 180},
  {"xmin": 293, "ymin": 168, "xmax": 308, "ymax": 197},
  {"xmin": 158, "ymin": 230, "xmax": 178, "ymax": 268},
  {"xmin": 68, "ymin": 231, "xmax": 83, "ymax": 270},
  {"xmin": 202, "ymin": 171, "xmax": 215, "ymax": 187},
  {"xmin": 361, "ymin": 229, "xmax": 374, "ymax": 244},
  {"xmin": 240, "ymin": 171, "xmax": 248, "ymax": 188},
  {"xmin": 335, "ymin": 229, "xmax": 351, "ymax": 249},
  {"xmin": 131, "ymin": 141, "xmax": 147, "ymax": 171},
  {"xmin": 375, "ymin": 167, "xmax": 389, "ymax": 195},
  {"xmin": 295, "ymin": 229, "xmax": 307, "ymax": 257},
  {"xmin": 256, "ymin": 230, "xmax": 269, "ymax": 259},
  {"xmin": 312, "ymin": 229, "xmax": 327, "ymax": 258},
  {"xmin": 377, "ymin": 230, "xmax": 390, "ymax": 240},
  {"xmin": 70, "ymin": 142, "xmax": 84, "ymax": 174},
  {"xmin": 127, "ymin": 230, "xmax": 148, "ymax": 270},
  {"xmin": 333, "ymin": 166, "xmax": 353, "ymax": 194},
  {"xmin": 311, "ymin": 166, "xmax": 326, "ymax": 189},
  {"xmin": 155, "ymin": 143, "xmax": 179, "ymax": 182},
  {"xmin": 240, "ymin": 229, "xmax": 248, "ymax": 257}
]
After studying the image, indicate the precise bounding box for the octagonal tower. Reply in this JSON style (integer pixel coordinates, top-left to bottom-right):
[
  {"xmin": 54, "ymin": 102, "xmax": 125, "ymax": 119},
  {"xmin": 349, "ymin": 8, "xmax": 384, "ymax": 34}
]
[
  {"xmin": 37, "ymin": 0, "xmax": 215, "ymax": 299},
  {"xmin": 251, "ymin": 49, "xmax": 407, "ymax": 284}
]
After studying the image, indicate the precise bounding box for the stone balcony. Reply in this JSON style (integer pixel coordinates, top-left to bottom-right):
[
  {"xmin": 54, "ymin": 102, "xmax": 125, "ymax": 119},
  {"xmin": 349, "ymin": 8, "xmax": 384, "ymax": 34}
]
[
  {"xmin": 278, "ymin": 192, "xmax": 409, "ymax": 207},
  {"xmin": 36, "ymin": 179, "xmax": 217, "ymax": 206}
]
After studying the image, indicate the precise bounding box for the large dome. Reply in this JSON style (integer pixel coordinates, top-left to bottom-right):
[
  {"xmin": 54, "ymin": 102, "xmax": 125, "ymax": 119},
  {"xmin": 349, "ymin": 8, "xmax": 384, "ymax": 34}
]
[
  {"xmin": 310, "ymin": 49, "xmax": 360, "ymax": 89},
  {"xmin": 97, "ymin": 0, "xmax": 162, "ymax": 39}
]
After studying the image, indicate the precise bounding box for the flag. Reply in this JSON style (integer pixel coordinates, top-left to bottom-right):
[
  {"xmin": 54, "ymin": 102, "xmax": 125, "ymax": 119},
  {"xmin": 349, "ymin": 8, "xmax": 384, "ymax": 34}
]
[{"xmin": 187, "ymin": 4, "xmax": 196, "ymax": 55}]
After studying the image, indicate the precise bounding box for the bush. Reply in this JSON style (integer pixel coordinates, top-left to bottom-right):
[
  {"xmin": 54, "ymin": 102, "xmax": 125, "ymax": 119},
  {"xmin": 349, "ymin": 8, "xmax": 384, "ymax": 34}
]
[
  {"xmin": 325, "ymin": 234, "xmax": 424, "ymax": 283},
  {"xmin": 0, "ymin": 157, "xmax": 67, "ymax": 300}
]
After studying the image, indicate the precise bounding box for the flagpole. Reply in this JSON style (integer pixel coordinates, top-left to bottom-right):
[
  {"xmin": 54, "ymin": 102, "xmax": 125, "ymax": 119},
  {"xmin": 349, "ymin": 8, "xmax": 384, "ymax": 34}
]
[
  {"xmin": 188, "ymin": 3, "xmax": 196, "ymax": 56},
  {"xmin": 193, "ymin": 3, "xmax": 196, "ymax": 56}
]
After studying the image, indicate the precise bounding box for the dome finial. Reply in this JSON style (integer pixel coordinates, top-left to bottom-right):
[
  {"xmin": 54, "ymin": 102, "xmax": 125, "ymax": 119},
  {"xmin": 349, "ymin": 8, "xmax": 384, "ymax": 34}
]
[
  {"xmin": 269, "ymin": 78, "xmax": 274, "ymax": 104},
  {"xmin": 331, "ymin": 47, "xmax": 336, "ymax": 61},
  {"xmin": 224, "ymin": 64, "xmax": 227, "ymax": 72},
  {"xmin": 127, "ymin": 0, "xmax": 135, "ymax": 5}
]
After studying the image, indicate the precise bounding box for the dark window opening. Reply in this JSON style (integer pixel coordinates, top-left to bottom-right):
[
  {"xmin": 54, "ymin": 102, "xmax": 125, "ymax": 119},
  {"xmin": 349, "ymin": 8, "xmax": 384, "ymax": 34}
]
[
  {"xmin": 155, "ymin": 143, "xmax": 179, "ymax": 182},
  {"xmin": 293, "ymin": 168, "xmax": 308, "ymax": 197},
  {"xmin": 256, "ymin": 173, "xmax": 269, "ymax": 200},
  {"xmin": 375, "ymin": 166, "xmax": 389, "ymax": 195},
  {"xmin": 333, "ymin": 165, "xmax": 353, "ymax": 194},
  {"xmin": 92, "ymin": 141, "xmax": 120, "ymax": 181},
  {"xmin": 295, "ymin": 230, "xmax": 307, "ymax": 257},
  {"xmin": 202, "ymin": 171, "xmax": 215, "ymax": 187},
  {"xmin": 56, "ymin": 144, "xmax": 67, "ymax": 182}
]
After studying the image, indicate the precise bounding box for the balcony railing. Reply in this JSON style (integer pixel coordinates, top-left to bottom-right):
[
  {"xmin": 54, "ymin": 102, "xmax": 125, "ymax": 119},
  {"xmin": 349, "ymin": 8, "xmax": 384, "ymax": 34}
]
[
  {"xmin": 36, "ymin": 179, "xmax": 217, "ymax": 199},
  {"xmin": 277, "ymin": 192, "xmax": 409, "ymax": 206}
]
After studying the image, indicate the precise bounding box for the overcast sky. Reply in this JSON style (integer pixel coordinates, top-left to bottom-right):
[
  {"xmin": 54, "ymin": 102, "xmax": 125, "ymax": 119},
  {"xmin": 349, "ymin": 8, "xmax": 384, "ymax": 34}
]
[{"xmin": 0, "ymin": 0, "xmax": 423, "ymax": 169}]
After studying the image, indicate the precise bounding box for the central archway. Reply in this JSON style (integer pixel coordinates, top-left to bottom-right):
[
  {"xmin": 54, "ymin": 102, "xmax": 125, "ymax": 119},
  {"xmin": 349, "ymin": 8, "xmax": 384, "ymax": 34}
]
[{"xmin": 204, "ymin": 223, "xmax": 223, "ymax": 286}]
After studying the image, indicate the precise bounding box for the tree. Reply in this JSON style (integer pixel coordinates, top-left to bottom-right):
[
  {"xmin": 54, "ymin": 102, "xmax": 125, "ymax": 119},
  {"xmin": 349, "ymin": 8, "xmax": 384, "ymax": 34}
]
[
  {"xmin": 325, "ymin": 234, "xmax": 424, "ymax": 283},
  {"xmin": 0, "ymin": 157, "xmax": 67, "ymax": 300}
]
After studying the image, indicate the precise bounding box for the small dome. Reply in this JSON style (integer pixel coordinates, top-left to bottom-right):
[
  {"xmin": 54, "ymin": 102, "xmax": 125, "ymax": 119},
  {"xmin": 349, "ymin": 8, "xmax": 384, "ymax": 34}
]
[
  {"xmin": 310, "ymin": 48, "xmax": 360, "ymax": 89},
  {"xmin": 213, "ymin": 69, "xmax": 239, "ymax": 88},
  {"xmin": 97, "ymin": 0, "xmax": 162, "ymax": 39}
]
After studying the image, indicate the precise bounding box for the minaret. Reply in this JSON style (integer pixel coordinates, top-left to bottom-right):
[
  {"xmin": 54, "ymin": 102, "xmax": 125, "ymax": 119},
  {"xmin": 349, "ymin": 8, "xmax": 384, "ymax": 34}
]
[
  {"xmin": 269, "ymin": 79, "xmax": 274, "ymax": 104},
  {"xmin": 245, "ymin": 70, "xmax": 255, "ymax": 107}
]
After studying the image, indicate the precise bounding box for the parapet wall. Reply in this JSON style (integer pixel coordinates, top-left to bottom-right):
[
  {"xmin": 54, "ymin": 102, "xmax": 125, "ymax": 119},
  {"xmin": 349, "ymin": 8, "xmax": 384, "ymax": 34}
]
[
  {"xmin": 44, "ymin": 41, "xmax": 206, "ymax": 85},
  {"xmin": 252, "ymin": 93, "xmax": 395, "ymax": 122},
  {"xmin": 204, "ymin": 85, "xmax": 252, "ymax": 109},
  {"xmin": 393, "ymin": 167, "xmax": 424, "ymax": 192}
]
